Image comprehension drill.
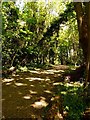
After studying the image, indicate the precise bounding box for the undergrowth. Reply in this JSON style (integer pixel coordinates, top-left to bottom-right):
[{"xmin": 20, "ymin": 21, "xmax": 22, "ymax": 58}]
[{"xmin": 56, "ymin": 82, "xmax": 86, "ymax": 120}]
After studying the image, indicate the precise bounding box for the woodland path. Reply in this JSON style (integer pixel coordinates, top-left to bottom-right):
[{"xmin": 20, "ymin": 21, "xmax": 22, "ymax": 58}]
[{"xmin": 2, "ymin": 65, "xmax": 68, "ymax": 119}]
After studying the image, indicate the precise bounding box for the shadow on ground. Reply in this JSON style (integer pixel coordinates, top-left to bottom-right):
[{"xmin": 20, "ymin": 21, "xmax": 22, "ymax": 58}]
[{"xmin": 2, "ymin": 65, "xmax": 68, "ymax": 119}]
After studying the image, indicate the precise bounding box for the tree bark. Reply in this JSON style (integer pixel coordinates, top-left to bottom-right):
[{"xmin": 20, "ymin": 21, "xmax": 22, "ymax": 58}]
[
  {"xmin": 74, "ymin": 3, "xmax": 88, "ymax": 61},
  {"xmin": 86, "ymin": 2, "xmax": 90, "ymax": 83},
  {"xmin": 74, "ymin": 2, "xmax": 90, "ymax": 85}
]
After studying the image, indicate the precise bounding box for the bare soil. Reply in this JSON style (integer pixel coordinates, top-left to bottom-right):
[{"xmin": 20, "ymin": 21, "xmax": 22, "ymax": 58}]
[{"xmin": 2, "ymin": 65, "xmax": 67, "ymax": 119}]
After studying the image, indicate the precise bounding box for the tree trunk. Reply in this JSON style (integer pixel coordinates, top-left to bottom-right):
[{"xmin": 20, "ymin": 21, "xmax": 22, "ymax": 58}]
[
  {"xmin": 74, "ymin": 3, "xmax": 88, "ymax": 61},
  {"xmin": 86, "ymin": 3, "xmax": 90, "ymax": 83},
  {"xmin": 74, "ymin": 2, "xmax": 90, "ymax": 86}
]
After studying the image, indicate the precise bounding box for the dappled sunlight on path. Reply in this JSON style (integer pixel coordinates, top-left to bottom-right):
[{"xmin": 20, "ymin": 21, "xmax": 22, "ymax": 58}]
[{"xmin": 2, "ymin": 65, "xmax": 68, "ymax": 119}]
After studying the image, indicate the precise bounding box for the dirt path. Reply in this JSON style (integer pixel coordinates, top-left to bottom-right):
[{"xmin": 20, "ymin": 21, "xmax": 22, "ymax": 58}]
[{"xmin": 2, "ymin": 65, "xmax": 68, "ymax": 119}]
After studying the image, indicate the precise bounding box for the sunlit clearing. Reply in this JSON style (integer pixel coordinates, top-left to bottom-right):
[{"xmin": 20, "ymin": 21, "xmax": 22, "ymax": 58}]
[
  {"xmin": 57, "ymin": 74, "xmax": 62, "ymax": 76},
  {"xmin": 12, "ymin": 74, "xmax": 16, "ymax": 76},
  {"xmin": 44, "ymin": 90, "xmax": 52, "ymax": 94},
  {"xmin": 74, "ymin": 81, "xmax": 84, "ymax": 86},
  {"xmin": 41, "ymin": 69, "xmax": 64, "ymax": 74},
  {"xmin": 29, "ymin": 70, "xmax": 40, "ymax": 74},
  {"xmin": 61, "ymin": 91, "xmax": 67, "ymax": 95},
  {"xmin": 23, "ymin": 95, "xmax": 31, "ymax": 100},
  {"xmin": 47, "ymin": 69, "xmax": 64, "ymax": 73},
  {"xmin": 34, "ymin": 68, "xmax": 40, "ymax": 71},
  {"xmin": 64, "ymin": 82, "xmax": 84, "ymax": 87},
  {"xmin": 57, "ymin": 112, "xmax": 63, "ymax": 120},
  {"xmin": 30, "ymin": 85, "xmax": 34, "ymax": 87},
  {"xmin": 53, "ymin": 82, "xmax": 63, "ymax": 86},
  {"xmin": 45, "ymin": 78, "xmax": 50, "ymax": 81},
  {"xmin": 3, "ymin": 78, "xmax": 14, "ymax": 83},
  {"xmin": 6, "ymin": 83, "xmax": 12, "ymax": 85},
  {"xmin": 41, "ymin": 71, "xmax": 54, "ymax": 74},
  {"xmin": 15, "ymin": 82, "xmax": 27, "ymax": 86},
  {"xmin": 20, "ymin": 66, "xmax": 28, "ymax": 71},
  {"xmin": 25, "ymin": 77, "xmax": 31, "ymax": 80},
  {"xmin": 29, "ymin": 90, "xmax": 37, "ymax": 94},
  {"xmin": 40, "ymin": 96, "xmax": 46, "ymax": 100},
  {"xmin": 13, "ymin": 74, "xmax": 19, "ymax": 77},
  {"xmin": 19, "ymin": 78, "xmax": 24, "ymax": 80},
  {"xmin": 29, "ymin": 77, "xmax": 44, "ymax": 81},
  {"xmin": 31, "ymin": 99, "xmax": 48, "ymax": 109},
  {"xmin": 65, "ymin": 83, "xmax": 74, "ymax": 87}
]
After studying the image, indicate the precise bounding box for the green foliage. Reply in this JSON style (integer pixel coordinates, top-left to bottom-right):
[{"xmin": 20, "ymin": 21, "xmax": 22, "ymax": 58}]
[
  {"xmin": 56, "ymin": 82, "xmax": 85, "ymax": 120},
  {"xmin": 63, "ymin": 89, "xmax": 84, "ymax": 120},
  {"xmin": 2, "ymin": 1, "xmax": 87, "ymax": 119},
  {"xmin": 2, "ymin": 1, "xmax": 83, "ymax": 71}
]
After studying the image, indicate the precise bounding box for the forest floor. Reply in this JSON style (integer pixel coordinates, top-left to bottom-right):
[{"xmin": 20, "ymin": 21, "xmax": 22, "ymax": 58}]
[{"xmin": 2, "ymin": 65, "xmax": 89, "ymax": 119}]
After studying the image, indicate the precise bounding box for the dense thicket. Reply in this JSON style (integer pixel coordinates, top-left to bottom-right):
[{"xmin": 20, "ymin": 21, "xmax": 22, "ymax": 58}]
[{"xmin": 2, "ymin": 1, "xmax": 83, "ymax": 71}]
